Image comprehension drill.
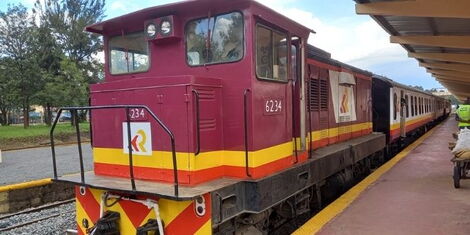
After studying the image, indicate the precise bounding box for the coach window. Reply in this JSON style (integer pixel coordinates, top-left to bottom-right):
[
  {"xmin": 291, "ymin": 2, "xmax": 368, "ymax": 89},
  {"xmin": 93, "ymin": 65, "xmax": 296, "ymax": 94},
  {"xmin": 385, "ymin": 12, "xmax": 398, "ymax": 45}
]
[
  {"xmin": 419, "ymin": 97, "xmax": 422, "ymax": 114},
  {"xmin": 393, "ymin": 93, "xmax": 397, "ymax": 120},
  {"xmin": 421, "ymin": 97, "xmax": 424, "ymax": 114},
  {"xmin": 426, "ymin": 99, "xmax": 429, "ymax": 113},
  {"xmin": 256, "ymin": 24, "xmax": 288, "ymax": 82},
  {"xmin": 418, "ymin": 97, "xmax": 421, "ymax": 114},
  {"xmin": 405, "ymin": 95, "xmax": 409, "ymax": 118},
  {"xmin": 185, "ymin": 12, "xmax": 243, "ymax": 66},
  {"xmin": 109, "ymin": 32, "xmax": 149, "ymax": 74},
  {"xmin": 414, "ymin": 96, "xmax": 417, "ymax": 116}
]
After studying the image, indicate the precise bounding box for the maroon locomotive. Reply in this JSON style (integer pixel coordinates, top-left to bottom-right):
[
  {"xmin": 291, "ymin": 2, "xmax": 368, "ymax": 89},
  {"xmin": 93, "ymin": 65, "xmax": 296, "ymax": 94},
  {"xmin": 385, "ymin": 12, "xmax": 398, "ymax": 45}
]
[{"xmin": 49, "ymin": 0, "xmax": 449, "ymax": 234}]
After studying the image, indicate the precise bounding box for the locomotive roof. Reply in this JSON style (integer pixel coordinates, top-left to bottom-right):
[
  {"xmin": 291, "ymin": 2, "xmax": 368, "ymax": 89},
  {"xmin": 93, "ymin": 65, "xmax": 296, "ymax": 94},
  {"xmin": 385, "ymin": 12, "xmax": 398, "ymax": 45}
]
[
  {"xmin": 85, "ymin": 0, "xmax": 313, "ymax": 37},
  {"xmin": 307, "ymin": 44, "xmax": 373, "ymax": 77}
]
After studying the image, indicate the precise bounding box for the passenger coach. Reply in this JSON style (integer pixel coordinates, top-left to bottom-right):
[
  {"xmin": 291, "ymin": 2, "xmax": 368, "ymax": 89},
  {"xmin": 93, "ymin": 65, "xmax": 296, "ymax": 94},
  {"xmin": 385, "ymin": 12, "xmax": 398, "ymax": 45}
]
[{"xmin": 373, "ymin": 76, "xmax": 451, "ymax": 153}]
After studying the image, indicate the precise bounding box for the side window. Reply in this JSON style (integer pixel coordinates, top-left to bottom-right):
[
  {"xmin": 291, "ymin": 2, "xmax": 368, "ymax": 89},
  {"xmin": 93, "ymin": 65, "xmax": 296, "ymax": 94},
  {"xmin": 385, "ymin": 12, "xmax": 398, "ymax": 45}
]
[
  {"xmin": 256, "ymin": 24, "xmax": 288, "ymax": 81},
  {"xmin": 414, "ymin": 96, "xmax": 417, "ymax": 116},
  {"xmin": 421, "ymin": 97, "xmax": 424, "ymax": 114},
  {"xmin": 291, "ymin": 45, "xmax": 298, "ymax": 81},
  {"xmin": 109, "ymin": 32, "xmax": 149, "ymax": 74},
  {"xmin": 405, "ymin": 95, "xmax": 409, "ymax": 118},
  {"xmin": 185, "ymin": 12, "xmax": 244, "ymax": 66},
  {"xmin": 419, "ymin": 97, "xmax": 421, "ymax": 114},
  {"xmin": 393, "ymin": 92, "xmax": 397, "ymax": 120}
]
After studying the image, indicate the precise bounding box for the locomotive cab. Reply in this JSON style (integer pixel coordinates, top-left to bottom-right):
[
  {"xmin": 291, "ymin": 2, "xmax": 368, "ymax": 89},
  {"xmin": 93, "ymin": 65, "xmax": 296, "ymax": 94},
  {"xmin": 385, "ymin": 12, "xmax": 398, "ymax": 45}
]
[{"xmin": 84, "ymin": 0, "xmax": 312, "ymax": 186}]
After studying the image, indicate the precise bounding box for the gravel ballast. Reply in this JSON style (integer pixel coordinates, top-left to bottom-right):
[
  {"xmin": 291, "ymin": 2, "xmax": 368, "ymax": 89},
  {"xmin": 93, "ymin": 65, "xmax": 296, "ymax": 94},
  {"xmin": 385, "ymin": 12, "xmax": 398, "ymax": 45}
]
[{"xmin": 0, "ymin": 201, "xmax": 76, "ymax": 234}]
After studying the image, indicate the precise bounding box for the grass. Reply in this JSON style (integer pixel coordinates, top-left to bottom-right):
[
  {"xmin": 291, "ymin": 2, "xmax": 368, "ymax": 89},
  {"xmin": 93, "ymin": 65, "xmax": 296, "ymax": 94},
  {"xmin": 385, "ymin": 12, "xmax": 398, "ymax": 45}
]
[{"xmin": 0, "ymin": 122, "xmax": 90, "ymax": 139}]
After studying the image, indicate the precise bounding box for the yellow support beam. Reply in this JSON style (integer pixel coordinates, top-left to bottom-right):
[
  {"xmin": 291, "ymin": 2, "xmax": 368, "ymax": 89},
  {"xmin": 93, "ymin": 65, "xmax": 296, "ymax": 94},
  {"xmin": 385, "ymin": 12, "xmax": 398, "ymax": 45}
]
[
  {"xmin": 409, "ymin": 52, "xmax": 470, "ymax": 64},
  {"xmin": 391, "ymin": 36, "xmax": 470, "ymax": 49},
  {"xmin": 439, "ymin": 82, "xmax": 470, "ymax": 93},
  {"xmin": 436, "ymin": 79, "xmax": 470, "ymax": 86},
  {"xmin": 420, "ymin": 62, "xmax": 470, "ymax": 73},
  {"xmin": 433, "ymin": 75, "xmax": 470, "ymax": 83},
  {"xmin": 356, "ymin": 0, "xmax": 470, "ymax": 19},
  {"xmin": 427, "ymin": 68, "xmax": 470, "ymax": 78}
]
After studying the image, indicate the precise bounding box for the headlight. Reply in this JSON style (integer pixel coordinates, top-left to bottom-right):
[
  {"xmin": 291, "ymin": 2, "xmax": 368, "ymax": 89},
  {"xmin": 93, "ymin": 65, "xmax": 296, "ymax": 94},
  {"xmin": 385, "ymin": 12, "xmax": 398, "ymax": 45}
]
[
  {"xmin": 147, "ymin": 23, "xmax": 156, "ymax": 37},
  {"xmin": 160, "ymin": 20, "xmax": 172, "ymax": 35}
]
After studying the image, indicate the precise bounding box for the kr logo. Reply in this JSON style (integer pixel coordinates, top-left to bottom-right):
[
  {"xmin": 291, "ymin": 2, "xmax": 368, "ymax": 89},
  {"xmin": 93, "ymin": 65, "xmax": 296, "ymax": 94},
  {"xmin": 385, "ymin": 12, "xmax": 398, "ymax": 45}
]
[
  {"xmin": 131, "ymin": 129, "xmax": 147, "ymax": 152},
  {"xmin": 123, "ymin": 122, "xmax": 152, "ymax": 156}
]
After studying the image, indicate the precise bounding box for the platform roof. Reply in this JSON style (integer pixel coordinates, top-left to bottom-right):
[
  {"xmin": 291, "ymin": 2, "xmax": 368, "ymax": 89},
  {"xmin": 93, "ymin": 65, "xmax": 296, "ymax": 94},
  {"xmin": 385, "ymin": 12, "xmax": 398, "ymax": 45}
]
[{"xmin": 354, "ymin": 0, "xmax": 470, "ymax": 101}]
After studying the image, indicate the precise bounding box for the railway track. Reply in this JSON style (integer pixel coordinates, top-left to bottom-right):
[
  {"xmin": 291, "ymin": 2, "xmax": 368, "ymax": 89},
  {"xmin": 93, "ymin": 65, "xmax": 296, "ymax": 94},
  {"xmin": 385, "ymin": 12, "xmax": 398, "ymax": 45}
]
[{"xmin": 0, "ymin": 199, "xmax": 76, "ymax": 234}]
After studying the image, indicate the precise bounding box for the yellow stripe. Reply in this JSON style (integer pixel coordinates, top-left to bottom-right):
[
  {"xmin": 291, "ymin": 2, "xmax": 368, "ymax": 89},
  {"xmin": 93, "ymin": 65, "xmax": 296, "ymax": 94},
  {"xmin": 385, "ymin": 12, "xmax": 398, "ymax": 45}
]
[
  {"xmin": 107, "ymin": 201, "xmax": 139, "ymax": 233},
  {"xmin": 312, "ymin": 122, "xmax": 372, "ymax": 140},
  {"xmin": 0, "ymin": 178, "xmax": 51, "ymax": 193},
  {"xmin": 390, "ymin": 114, "xmax": 432, "ymax": 130},
  {"xmin": 194, "ymin": 219, "xmax": 212, "ymax": 235},
  {"xmin": 298, "ymin": 122, "xmax": 372, "ymax": 147},
  {"xmin": 158, "ymin": 198, "xmax": 192, "ymax": 225},
  {"xmin": 76, "ymin": 198, "xmax": 93, "ymax": 234},
  {"xmin": 86, "ymin": 188, "xmax": 193, "ymax": 232},
  {"xmin": 293, "ymin": 122, "xmax": 440, "ymax": 235},
  {"xmin": 93, "ymin": 142, "xmax": 293, "ymax": 171},
  {"xmin": 94, "ymin": 122, "xmax": 372, "ymax": 171}
]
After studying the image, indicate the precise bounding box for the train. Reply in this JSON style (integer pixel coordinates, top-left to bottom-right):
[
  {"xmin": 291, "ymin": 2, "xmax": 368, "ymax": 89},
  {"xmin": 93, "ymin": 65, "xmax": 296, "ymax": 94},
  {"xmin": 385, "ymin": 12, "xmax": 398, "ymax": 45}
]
[{"xmin": 49, "ymin": 0, "xmax": 451, "ymax": 234}]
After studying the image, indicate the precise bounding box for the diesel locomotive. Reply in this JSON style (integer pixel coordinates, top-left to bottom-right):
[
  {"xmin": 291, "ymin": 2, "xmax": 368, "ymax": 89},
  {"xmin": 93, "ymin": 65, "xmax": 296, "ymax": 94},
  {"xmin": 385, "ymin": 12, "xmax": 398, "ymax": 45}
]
[{"xmin": 50, "ymin": 0, "xmax": 451, "ymax": 234}]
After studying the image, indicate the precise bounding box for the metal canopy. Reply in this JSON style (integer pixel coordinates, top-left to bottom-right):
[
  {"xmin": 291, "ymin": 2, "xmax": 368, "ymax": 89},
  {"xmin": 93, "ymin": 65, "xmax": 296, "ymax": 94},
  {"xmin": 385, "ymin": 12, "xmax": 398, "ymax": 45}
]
[{"xmin": 354, "ymin": 0, "xmax": 470, "ymax": 101}]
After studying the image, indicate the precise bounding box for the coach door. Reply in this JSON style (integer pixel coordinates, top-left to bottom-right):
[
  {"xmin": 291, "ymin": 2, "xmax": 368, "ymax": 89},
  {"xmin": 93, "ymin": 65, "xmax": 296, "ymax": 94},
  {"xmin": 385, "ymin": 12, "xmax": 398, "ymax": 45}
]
[{"xmin": 400, "ymin": 90, "xmax": 406, "ymax": 138}]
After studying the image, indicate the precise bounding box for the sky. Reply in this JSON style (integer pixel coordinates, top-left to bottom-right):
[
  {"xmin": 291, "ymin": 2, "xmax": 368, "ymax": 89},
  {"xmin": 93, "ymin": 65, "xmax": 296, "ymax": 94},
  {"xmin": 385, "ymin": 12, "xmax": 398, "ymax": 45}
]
[{"xmin": 0, "ymin": 0, "xmax": 442, "ymax": 89}]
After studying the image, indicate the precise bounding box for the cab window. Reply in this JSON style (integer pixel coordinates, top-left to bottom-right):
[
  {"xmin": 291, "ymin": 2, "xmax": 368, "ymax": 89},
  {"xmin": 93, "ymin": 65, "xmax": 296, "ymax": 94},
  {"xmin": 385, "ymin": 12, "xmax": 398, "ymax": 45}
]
[
  {"xmin": 185, "ymin": 12, "xmax": 244, "ymax": 66},
  {"xmin": 109, "ymin": 32, "xmax": 149, "ymax": 75},
  {"xmin": 256, "ymin": 24, "xmax": 288, "ymax": 82}
]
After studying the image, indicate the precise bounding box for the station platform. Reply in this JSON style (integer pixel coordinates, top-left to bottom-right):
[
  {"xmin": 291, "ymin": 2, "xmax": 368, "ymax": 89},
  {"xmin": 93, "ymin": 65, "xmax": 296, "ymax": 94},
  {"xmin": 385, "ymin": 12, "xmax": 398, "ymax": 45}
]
[{"xmin": 294, "ymin": 117, "xmax": 470, "ymax": 235}]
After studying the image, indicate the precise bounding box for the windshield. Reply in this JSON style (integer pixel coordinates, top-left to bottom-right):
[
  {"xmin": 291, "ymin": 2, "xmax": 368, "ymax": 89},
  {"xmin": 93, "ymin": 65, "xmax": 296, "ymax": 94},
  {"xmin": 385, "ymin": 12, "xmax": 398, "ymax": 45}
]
[
  {"xmin": 185, "ymin": 12, "xmax": 244, "ymax": 66},
  {"xmin": 109, "ymin": 32, "xmax": 149, "ymax": 74}
]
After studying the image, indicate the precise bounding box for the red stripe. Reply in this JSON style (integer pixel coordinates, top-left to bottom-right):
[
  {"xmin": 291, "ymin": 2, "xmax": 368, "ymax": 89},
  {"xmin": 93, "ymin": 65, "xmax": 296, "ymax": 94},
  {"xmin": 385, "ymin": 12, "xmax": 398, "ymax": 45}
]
[
  {"xmin": 94, "ymin": 153, "xmax": 307, "ymax": 185},
  {"xmin": 75, "ymin": 186, "xmax": 100, "ymax": 223},
  {"xmin": 165, "ymin": 193, "xmax": 211, "ymax": 234},
  {"xmin": 77, "ymin": 222, "xmax": 85, "ymax": 235},
  {"xmin": 94, "ymin": 129, "xmax": 372, "ymax": 185},
  {"xmin": 119, "ymin": 199, "xmax": 152, "ymax": 228},
  {"xmin": 390, "ymin": 117, "xmax": 432, "ymax": 142},
  {"xmin": 312, "ymin": 128, "xmax": 372, "ymax": 149}
]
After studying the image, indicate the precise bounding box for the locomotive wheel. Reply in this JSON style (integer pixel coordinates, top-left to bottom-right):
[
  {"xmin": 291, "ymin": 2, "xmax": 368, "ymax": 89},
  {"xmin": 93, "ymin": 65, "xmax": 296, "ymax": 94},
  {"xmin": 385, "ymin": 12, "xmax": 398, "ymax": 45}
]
[{"xmin": 454, "ymin": 165, "xmax": 461, "ymax": 189}]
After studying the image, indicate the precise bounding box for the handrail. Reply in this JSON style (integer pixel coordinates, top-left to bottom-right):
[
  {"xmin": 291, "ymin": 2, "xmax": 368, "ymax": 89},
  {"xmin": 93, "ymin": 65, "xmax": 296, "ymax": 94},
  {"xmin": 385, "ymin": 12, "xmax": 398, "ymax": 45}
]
[
  {"xmin": 291, "ymin": 79, "xmax": 299, "ymax": 163},
  {"xmin": 125, "ymin": 108, "xmax": 136, "ymax": 191},
  {"xmin": 192, "ymin": 89, "xmax": 201, "ymax": 156},
  {"xmin": 243, "ymin": 89, "xmax": 252, "ymax": 177},
  {"xmin": 50, "ymin": 105, "xmax": 179, "ymax": 197},
  {"xmin": 307, "ymin": 80, "xmax": 313, "ymax": 159}
]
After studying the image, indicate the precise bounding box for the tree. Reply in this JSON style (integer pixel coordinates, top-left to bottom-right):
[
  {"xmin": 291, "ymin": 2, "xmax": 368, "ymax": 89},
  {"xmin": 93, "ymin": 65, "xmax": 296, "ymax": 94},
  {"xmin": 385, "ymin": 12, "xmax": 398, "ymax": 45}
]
[
  {"xmin": 35, "ymin": 0, "xmax": 105, "ymax": 84},
  {"xmin": 32, "ymin": 19, "xmax": 63, "ymax": 125},
  {"xmin": 0, "ymin": 59, "xmax": 19, "ymax": 126},
  {"xmin": 0, "ymin": 4, "xmax": 42, "ymax": 128},
  {"xmin": 410, "ymin": 85, "xmax": 424, "ymax": 91},
  {"xmin": 33, "ymin": 0, "xmax": 106, "ymax": 124}
]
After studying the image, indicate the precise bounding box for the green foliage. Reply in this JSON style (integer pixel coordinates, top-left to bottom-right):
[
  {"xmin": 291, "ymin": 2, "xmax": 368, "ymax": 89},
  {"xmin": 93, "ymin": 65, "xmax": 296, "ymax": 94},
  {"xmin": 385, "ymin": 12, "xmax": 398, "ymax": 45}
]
[
  {"xmin": 0, "ymin": 4, "xmax": 43, "ymax": 128},
  {"xmin": 35, "ymin": 0, "xmax": 105, "ymax": 84},
  {"xmin": 0, "ymin": 58, "xmax": 19, "ymax": 126},
  {"xmin": 0, "ymin": 0, "xmax": 106, "ymax": 127},
  {"xmin": 38, "ymin": 58, "xmax": 89, "ymax": 107}
]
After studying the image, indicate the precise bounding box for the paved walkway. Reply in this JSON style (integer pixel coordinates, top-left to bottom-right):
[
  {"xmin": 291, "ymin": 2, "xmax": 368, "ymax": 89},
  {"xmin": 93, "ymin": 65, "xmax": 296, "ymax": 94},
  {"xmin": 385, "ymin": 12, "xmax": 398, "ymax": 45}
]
[
  {"xmin": 316, "ymin": 118, "xmax": 470, "ymax": 234},
  {"xmin": 0, "ymin": 144, "xmax": 92, "ymax": 185}
]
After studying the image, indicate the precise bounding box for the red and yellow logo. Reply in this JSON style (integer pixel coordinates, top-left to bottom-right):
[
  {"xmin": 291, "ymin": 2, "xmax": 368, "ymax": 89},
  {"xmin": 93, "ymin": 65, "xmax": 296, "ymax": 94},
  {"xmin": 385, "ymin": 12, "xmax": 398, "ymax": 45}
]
[{"xmin": 123, "ymin": 122, "xmax": 152, "ymax": 156}]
